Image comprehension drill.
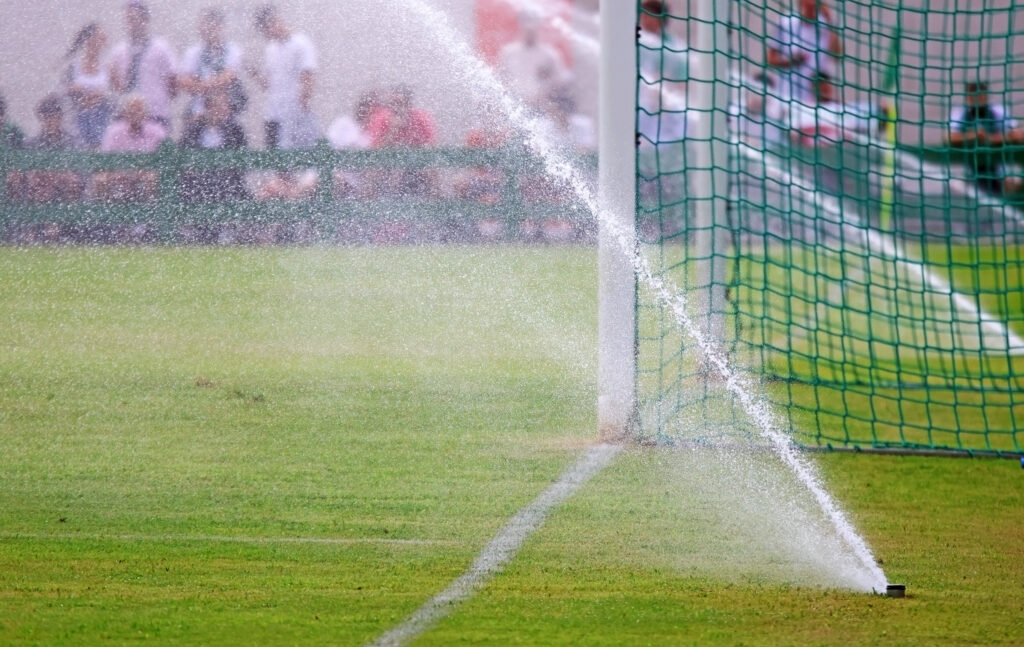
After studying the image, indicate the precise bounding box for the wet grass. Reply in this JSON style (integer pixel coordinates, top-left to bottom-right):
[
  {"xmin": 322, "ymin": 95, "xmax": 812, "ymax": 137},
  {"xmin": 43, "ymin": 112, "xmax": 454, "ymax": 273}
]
[
  {"xmin": 1, "ymin": 246, "xmax": 1022, "ymax": 645},
  {"xmin": 431, "ymin": 451, "xmax": 1024, "ymax": 646},
  {"xmin": 727, "ymin": 242, "xmax": 1024, "ymax": 454}
]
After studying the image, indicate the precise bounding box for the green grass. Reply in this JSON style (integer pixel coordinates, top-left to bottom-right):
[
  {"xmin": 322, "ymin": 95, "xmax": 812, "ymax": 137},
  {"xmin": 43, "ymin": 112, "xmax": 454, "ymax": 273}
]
[
  {"xmin": 429, "ymin": 453, "xmax": 1024, "ymax": 646},
  {"xmin": 723, "ymin": 242, "xmax": 1024, "ymax": 452},
  {"xmin": 1, "ymin": 247, "xmax": 1023, "ymax": 645}
]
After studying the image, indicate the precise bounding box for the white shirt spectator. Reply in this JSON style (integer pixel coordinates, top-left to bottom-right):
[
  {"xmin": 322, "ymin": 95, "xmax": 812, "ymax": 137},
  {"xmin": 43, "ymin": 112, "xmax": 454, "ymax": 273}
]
[
  {"xmin": 638, "ymin": 29, "xmax": 692, "ymax": 144},
  {"xmin": 498, "ymin": 39, "xmax": 570, "ymax": 110},
  {"xmin": 327, "ymin": 115, "xmax": 369, "ymax": 149},
  {"xmin": 767, "ymin": 12, "xmax": 840, "ymax": 104},
  {"xmin": 538, "ymin": 113, "xmax": 596, "ymax": 151},
  {"xmin": 327, "ymin": 114, "xmax": 370, "ymax": 197},
  {"xmin": 107, "ymin": 38, "xmax": 177, "ymax": 121},
  {"xmin": 68, "ymin": 57, "xmax": 111, "ymax": 95},
  {"xmin": 180, "ymin": 42, "xmax": 244, "ymax": 117},
  {"xmin": 263, "ymin": 33, "xmax": 317, "ymax": 123},
  {"xmin": 567, "ymin": 114, "xmax": 596, "ymax": 150},
  {"xmin": 949, "ymin": 102, "xmax": 1017, "ymax": 134},
  {"xmin": 65, "ymin": 55, "xmax": 115, "ymax": 149}
]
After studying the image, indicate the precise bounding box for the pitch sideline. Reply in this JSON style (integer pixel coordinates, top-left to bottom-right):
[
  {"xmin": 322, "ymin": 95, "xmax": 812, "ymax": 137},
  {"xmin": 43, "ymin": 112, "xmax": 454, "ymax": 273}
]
[{"xmin": 367, "ymin": 443, "xmax": 623, "ymax": 647}]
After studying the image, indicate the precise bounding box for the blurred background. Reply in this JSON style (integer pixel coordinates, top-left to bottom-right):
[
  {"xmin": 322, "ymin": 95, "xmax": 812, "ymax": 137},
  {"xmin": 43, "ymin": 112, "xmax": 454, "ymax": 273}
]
[{"xmin": 0, "ymin": 0, "xmax": 600, "ymax": 145}]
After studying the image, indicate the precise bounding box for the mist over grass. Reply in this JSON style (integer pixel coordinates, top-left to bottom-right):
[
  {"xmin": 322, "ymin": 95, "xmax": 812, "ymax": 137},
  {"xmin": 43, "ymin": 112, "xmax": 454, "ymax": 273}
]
[{"xmin": 0, "ymin": 247, "xmax": 1021, "ymax": 645}]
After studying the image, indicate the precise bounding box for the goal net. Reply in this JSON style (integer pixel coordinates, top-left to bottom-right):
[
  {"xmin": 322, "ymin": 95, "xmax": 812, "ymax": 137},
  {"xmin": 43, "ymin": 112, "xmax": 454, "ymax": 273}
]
[{"xmin": 634, "ymin": 0, "xmax": 1024, "ymax": 456}]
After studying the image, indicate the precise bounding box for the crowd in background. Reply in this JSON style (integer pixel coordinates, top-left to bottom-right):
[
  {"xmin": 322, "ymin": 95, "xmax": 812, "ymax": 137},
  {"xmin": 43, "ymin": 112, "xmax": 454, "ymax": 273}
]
[{"xmin": 0, "ymin": 0, "xmax": 595, "ymax": 235}]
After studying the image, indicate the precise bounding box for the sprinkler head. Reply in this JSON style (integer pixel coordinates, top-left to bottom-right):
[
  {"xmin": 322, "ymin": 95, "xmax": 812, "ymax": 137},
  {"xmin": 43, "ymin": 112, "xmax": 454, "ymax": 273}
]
[{"xmin": 885, "ymin": 584, "xmax": 906, "ymax": 598}]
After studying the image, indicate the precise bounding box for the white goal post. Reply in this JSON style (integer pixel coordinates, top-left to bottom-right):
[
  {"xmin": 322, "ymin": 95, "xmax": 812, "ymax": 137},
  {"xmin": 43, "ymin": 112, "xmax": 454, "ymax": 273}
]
[
  {"xmin": 598, "ymin": 0, "xmax": 729, "ymax": 441},
  {"xmin": 597, "ymin": 0, "xmax": 638, "ymax": 442}
]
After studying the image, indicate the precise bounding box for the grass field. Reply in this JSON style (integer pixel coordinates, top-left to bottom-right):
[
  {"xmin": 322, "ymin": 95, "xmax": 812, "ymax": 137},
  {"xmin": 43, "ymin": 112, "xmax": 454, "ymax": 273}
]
[{"xmin": 1, "ymin": 246, "xmax": 1022, "ymax": 645}]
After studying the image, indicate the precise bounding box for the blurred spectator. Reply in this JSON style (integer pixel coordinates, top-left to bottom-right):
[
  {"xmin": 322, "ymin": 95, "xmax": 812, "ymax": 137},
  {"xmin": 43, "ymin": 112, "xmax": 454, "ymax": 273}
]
[
  {"xmin": 538, "ymin": 86, "xmax": 596, "ymax": 151},
  {"xmin": 181, "ymin": 90, "xmax": 246, "ymax": 150},
  {"xmin": 788, "ymin": 84, "xmax": 881, "ymax": 146},
  {"xmin": 328, "ymin": 90, "xmax": 377, "ymax": 150},
  {"xmin": 637, "ymin": 0, "xmax": 689, "ymax": 145},
  {"xmin": 637, "ymin": 0, "xmax": 690, "ymax": 239},
  {"xmin": 249, "ymin": 4, "xmax": 318, "ymax": 201},
  {"xmin": 19, "ymin": 94, "xmax": 85, "ymax": 204},
  {"xmin": 64, "ymin": 23, "xmax": 113, "ymax": 149},
  {"xmin": 521, "ymin": 86, "xmax": 593, "ymax": 240},
  {"xmin": 367, "ymin": 85, "xmax": 436, "ymax": 148},
  {"xmin": 947, "ymin": 81, "xmax": 1024, "ymax": 195},
  {"xmin": 328, "ymin": 91, "xmax": 379, "ymax": 198},
  {"xmin": 0, "ymin": 93, "xmax": 25, "ymax": 149},
  {"xmin": 0, "ymin": 92, "xmax": 25, "ymax": 209},
  {"xmin": 180, "ymin": 89, "xmax": 248, "ymax": 202},
  {"xmin": 766, "ymin": 0, "xmax": 843, "ymax": 107},
  {"xmin": 179, "ymin": 8, "xmax": 246, "ymax": 127},
  {"xmin": 101, "ymin": 95, "xmax": 167, "ymax": 152},
  {"xmin": 516, "ymin": 87, "xmax": 589, "ymax": 241},
  {"xmin": 108, "ymin": 0, "xmax": 178, "ymax": 129},
  {"xmin": 366, "ymin": 85, "xmax": 437, "ymax": 196},
  {"xmin": 250, "ymin": 4, "xmax": 318, "ymax": 149},
  {"xmin": 498, "ymin": 10, "xmax": 570, "ymax": 112},
  {"xmin": 25, "ymin": 95, "xmax": 83, "ymax": 151},
  {"xmin": 455, "ymin": 120, "xmax": 507, "ymax": 206},
  {"xmin": 455, "ymin": 117, "xmax": 509, "ymax": 240},
  {"xmin": 94, "ymin": 95, "xmax": 167, "ymax": 202}
]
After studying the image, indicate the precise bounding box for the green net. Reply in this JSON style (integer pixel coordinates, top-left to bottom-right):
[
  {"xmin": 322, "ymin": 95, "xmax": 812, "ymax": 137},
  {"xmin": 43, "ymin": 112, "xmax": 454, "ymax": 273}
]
[{"xmin": 635, "ymin": 0, "xmax": 1024, "ymax": 456}]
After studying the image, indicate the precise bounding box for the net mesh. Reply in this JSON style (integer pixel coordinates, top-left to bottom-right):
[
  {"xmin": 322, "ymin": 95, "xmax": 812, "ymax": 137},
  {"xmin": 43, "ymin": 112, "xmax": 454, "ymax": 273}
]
[{"xmin": 635, "ymin": 0, "xmax": 1024, "ymax": 455}]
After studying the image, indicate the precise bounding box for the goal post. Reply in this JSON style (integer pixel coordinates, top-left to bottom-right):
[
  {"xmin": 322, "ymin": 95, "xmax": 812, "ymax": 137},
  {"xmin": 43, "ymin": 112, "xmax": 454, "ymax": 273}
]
[{"xmin": 597, "ymin": 0, "xmax": 638, "ymax": 442}]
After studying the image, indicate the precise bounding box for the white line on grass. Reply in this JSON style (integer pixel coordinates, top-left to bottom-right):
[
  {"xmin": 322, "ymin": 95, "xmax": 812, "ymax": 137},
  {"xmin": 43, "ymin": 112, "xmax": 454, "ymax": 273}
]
[
  {"xmin": 0, "ymin": 533, "xmax": 447, "ymax": 547},
  {"xmin": 367, "ymin": 443, "xmax": 622, "ymax": 647}
]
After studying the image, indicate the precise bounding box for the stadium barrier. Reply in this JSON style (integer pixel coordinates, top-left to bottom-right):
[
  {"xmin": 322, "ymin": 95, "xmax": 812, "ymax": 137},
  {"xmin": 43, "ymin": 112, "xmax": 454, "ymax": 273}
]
[
  {"xmin": 0, "ymin": 142, "xmax": 597, "ymax": 243},
  {"xmin": 906, "ymin": 139, "xmax": 1024, "ymax": 170}
]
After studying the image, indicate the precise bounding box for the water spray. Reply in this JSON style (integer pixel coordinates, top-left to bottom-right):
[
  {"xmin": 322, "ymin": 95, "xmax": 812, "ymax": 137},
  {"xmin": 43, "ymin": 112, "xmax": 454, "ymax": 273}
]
[{"xmin": 398, "ymin": 0, "xmax": 890, "ymax": 593}]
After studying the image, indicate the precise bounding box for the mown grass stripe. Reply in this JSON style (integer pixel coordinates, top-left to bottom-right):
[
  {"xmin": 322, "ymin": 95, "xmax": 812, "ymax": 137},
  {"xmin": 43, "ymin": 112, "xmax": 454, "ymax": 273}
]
[{"xmin": 0, "ymin": 533, "xmax": 449, "ymax": 547}]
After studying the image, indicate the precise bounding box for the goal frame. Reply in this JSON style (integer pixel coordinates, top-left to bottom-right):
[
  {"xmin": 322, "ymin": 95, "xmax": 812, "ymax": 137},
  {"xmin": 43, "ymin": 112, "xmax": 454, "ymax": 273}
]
[
  {"xmin": 598, "ymin": 0, "xmax": 729, "ymax": 441},
  {"xmin": 597, "ymin": 0, "xmax": 638, "ymax": 441}
]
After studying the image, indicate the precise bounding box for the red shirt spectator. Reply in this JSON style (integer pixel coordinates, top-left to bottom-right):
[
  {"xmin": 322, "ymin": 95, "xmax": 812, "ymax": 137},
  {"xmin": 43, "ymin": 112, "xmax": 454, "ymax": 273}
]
[
  {"xmin": 366, "ymin": 85, "xmax": 436, "ymax": 148},
  {"xmin": 456, "ymin": 123, "xmax": 507, "ymax": 206},
  {"xmin": 363, "ymin": 85, "xmax": 438, "ymax": 198}
]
